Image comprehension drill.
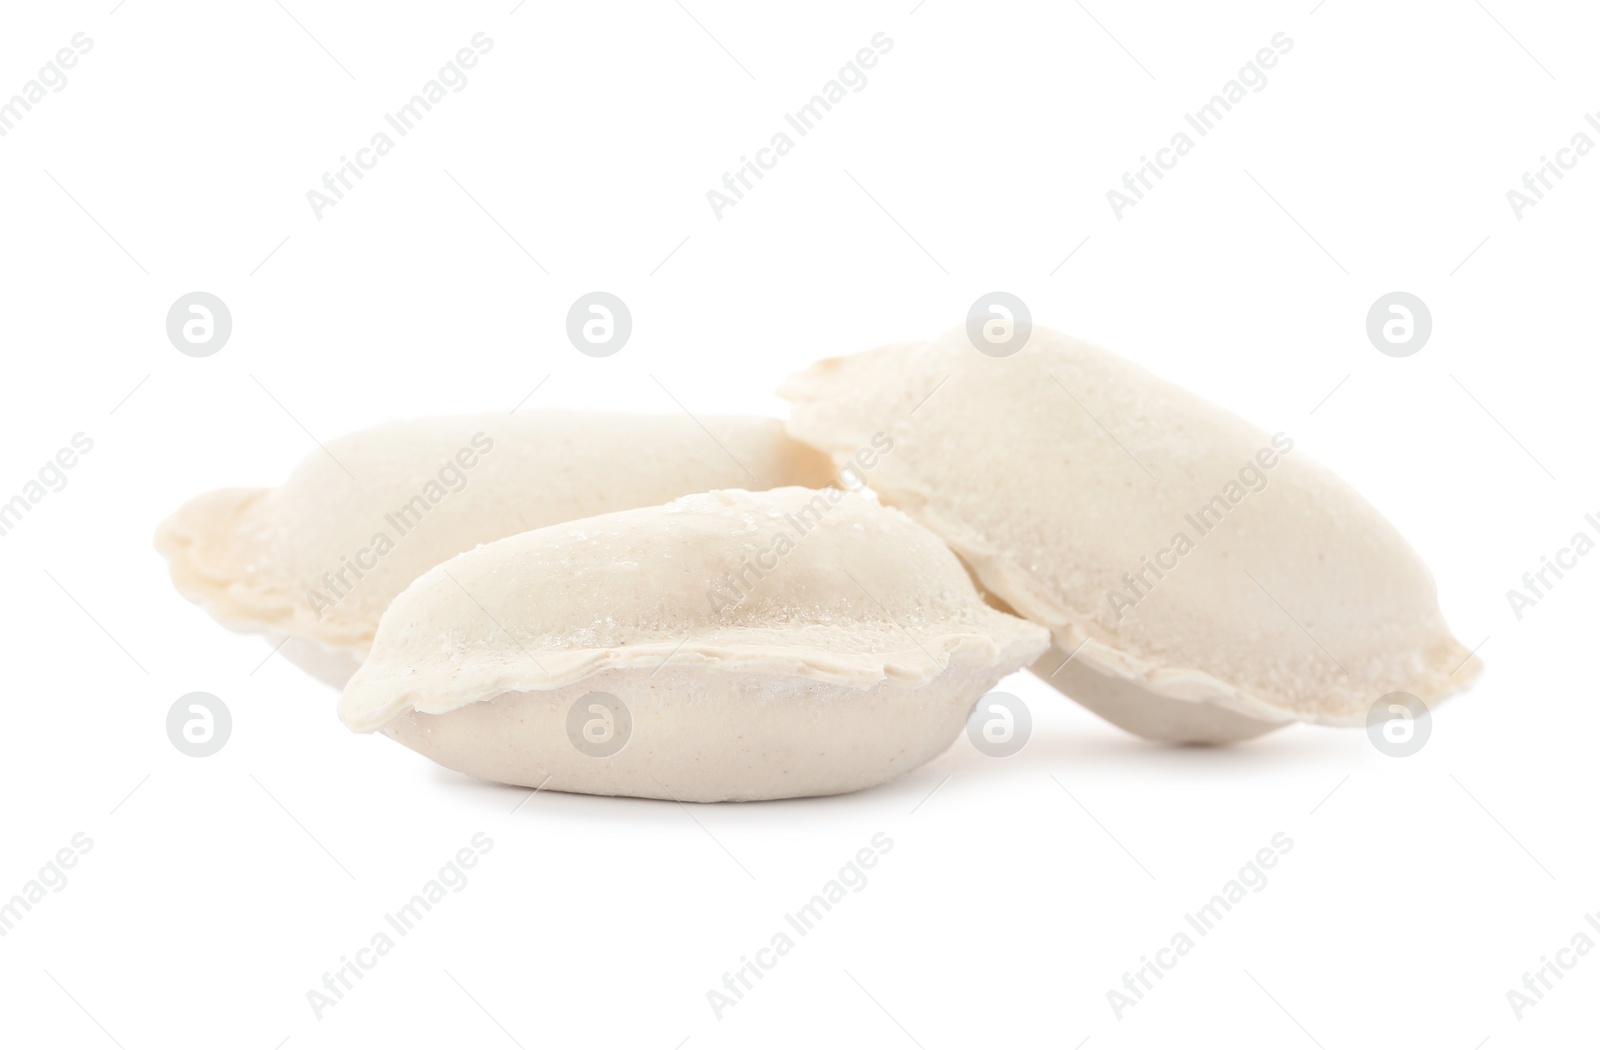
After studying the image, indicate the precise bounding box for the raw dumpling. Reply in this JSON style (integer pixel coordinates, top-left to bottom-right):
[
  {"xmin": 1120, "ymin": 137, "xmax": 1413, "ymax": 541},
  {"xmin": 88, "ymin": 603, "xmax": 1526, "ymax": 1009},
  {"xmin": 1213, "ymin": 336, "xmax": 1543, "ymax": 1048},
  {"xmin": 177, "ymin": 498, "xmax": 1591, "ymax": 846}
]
[
  {"xmin": 155, "ymin": 411, "xmax": 835, "ymax": 687},
  {"xmin": 339, "ymin": 487, "xmax": 1050, "ymax": 801},
  {"xmin": 779, "ymin": 327, "xmax": 1482, "ymax": 743}
]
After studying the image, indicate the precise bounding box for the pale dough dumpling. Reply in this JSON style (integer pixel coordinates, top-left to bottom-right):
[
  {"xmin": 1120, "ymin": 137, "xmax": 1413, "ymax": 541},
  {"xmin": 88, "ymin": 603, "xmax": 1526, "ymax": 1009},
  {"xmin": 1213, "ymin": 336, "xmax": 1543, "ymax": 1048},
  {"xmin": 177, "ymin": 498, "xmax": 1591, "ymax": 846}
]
[
  {"xmin": 339, "ymin": 487, "xmax": 1050, "ymax": 801},
  {"xmin": 155, "ymin": 411, "xmax": 835, "ymax": 687},
  {"xmin": 779, "ymin": 328, "xmax": 1483, "ymax": 743}
]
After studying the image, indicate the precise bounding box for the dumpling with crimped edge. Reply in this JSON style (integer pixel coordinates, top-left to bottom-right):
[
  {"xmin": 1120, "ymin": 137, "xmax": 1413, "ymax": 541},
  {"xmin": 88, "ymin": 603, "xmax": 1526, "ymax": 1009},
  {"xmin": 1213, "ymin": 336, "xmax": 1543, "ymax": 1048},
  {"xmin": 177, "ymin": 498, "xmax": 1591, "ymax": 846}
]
[
  {"xmin": 778, "ymin": 326, "xmax": 1483, "ymax": 744},
  {"xmin": 155, "ymin": 411, "xmax": 836, "ymax": 688},
  {"xmin": 338, "ymin": 487, "xmax": 1050, "ymax": 802}
]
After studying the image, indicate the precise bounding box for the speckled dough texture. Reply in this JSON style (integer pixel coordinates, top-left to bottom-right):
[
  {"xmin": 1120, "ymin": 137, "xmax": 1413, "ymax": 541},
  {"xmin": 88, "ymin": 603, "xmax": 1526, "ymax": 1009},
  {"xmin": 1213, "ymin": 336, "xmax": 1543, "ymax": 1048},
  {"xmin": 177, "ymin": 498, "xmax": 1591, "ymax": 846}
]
[
  {"xmin": 154, "ymin": 411, "xmax": 835, "ymax": 685},
  {"xmin": 778, "ymin": 327, "xmax": 1483, "ymax": 741},
  {"xmin": 341, "ymin": 487, "xmax": 1050, "ymax": 801}
]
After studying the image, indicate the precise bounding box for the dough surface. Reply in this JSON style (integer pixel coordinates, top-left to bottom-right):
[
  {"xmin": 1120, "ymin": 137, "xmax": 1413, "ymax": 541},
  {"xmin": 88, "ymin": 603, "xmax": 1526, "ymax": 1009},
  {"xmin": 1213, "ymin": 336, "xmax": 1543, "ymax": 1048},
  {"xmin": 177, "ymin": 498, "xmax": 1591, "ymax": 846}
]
[
  {"xmin": 779, "ymin": 328, "xmax": 1482, "ymax": 741},
  {"xmin": 341, "ymin": 487, "xmax": 1050, "ymax": 800},
  {"xmin": 155, "ymin": 411, "xmax": 835, "ymax": 684}
]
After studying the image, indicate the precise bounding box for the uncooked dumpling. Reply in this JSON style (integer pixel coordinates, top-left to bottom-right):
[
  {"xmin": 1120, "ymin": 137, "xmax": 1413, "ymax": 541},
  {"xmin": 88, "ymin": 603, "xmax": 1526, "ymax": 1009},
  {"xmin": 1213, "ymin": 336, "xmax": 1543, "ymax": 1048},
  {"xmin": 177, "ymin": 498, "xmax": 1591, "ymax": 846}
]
[
  {"xmin": 779, "ymin": 327, "xmax": 1482, "ymax": 743},
  {"xmin": 339, "ymin": 487, "xmax": 1050, "ymax": 801},
  {"xmin": 155, "ymin": 411, "xmax": 835, "ymax": 687}
]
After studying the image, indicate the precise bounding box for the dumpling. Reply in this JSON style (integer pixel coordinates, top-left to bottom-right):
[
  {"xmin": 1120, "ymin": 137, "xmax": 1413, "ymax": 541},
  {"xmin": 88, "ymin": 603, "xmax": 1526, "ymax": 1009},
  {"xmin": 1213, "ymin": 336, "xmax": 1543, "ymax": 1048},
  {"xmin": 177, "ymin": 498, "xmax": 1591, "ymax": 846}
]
[
  {"xmin": 155, "ymin": 411, "xmax": 835, "ymax": 687},
  {"xmin": 778, "ymin": 327, "xmax": 1482, "ymax": 743},
  {"xmin": 338, "ymin": 487, "xmax": 1050, "ymax": 801}
]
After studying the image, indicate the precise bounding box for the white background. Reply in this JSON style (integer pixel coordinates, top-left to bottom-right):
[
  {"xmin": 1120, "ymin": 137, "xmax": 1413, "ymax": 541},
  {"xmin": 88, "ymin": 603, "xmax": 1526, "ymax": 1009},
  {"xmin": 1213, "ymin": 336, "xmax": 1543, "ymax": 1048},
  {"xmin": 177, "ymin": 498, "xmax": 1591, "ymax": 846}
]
[{"xmin": 1, "ymin": 0, "xmax": 1595, "ymax": 1047}]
